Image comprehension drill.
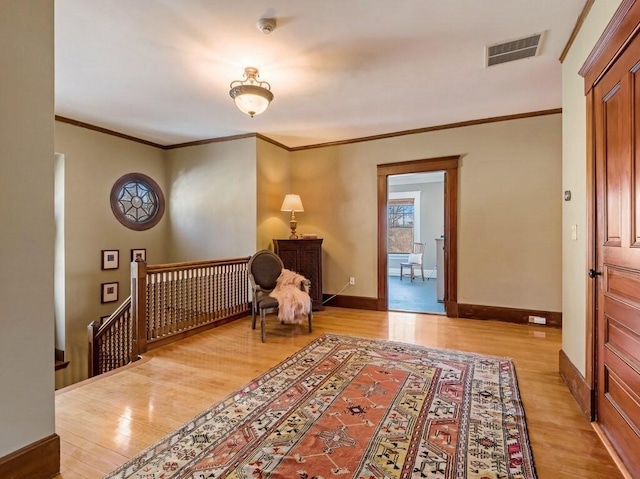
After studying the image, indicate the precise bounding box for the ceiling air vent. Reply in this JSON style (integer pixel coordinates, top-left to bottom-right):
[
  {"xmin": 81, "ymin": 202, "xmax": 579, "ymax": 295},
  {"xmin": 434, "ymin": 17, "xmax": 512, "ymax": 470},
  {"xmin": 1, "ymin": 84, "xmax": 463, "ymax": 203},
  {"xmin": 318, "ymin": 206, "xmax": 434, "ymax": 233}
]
[{"xmin": 486, "ymin": 33, "xmax": 543, "ymax": 67}]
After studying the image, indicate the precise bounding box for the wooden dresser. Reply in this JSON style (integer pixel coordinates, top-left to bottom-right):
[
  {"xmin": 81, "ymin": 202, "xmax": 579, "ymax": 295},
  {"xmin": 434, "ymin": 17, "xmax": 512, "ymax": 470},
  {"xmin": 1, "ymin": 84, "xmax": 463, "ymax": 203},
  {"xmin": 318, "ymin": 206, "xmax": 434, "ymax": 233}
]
[{"xmin": 273, "ymin": 239, "xmax": 323, "ymax": 310}]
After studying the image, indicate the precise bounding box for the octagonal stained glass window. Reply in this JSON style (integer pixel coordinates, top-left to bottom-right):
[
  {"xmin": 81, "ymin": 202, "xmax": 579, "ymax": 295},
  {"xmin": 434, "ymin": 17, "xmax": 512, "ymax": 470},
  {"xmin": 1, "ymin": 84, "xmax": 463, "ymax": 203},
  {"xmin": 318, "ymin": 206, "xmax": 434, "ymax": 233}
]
[{"xmin": 110, "ymin": 173, "xmax": 165, "ymax": 231}]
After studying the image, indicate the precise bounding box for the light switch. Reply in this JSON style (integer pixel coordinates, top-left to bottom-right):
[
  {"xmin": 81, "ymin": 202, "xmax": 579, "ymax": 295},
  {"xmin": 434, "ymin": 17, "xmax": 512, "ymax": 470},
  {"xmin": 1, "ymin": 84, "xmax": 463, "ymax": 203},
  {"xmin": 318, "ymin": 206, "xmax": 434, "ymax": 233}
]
[{"xmin": 571, "ymin": 225, "xmax": 577, "ymax": 241}]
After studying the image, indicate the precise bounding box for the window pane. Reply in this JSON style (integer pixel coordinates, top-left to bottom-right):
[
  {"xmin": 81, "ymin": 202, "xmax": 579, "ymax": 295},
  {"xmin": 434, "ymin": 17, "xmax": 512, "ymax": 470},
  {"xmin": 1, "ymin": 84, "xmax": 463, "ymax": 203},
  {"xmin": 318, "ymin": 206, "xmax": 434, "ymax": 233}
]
[
  {"xmin": 389, "ymin": 228, "xmax": 414, "ymax": 253},
  {"xmin": 388, "ymin": 204, "xmax": 414, "ymax": 227},
  {"xmin": 388, "ymin": 200, "xmax": 415, "ymax": 253}
]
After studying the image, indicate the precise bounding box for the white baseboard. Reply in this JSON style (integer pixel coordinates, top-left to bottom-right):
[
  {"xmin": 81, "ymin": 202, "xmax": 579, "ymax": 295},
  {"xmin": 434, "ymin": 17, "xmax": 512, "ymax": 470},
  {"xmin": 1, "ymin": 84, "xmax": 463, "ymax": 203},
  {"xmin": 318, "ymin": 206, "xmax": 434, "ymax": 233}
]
[{"xmin": 389, "ymin": 268, "xmax": 436, "ymax": 278}]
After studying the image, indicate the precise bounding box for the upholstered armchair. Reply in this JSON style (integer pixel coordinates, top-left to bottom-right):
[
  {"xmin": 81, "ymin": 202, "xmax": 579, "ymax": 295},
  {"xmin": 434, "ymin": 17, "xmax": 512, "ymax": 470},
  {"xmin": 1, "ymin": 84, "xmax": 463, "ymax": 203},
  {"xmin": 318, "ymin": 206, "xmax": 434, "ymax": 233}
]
[{"xmin": 248, "ymin": 250, "xmax": 312, "ymax": 342}]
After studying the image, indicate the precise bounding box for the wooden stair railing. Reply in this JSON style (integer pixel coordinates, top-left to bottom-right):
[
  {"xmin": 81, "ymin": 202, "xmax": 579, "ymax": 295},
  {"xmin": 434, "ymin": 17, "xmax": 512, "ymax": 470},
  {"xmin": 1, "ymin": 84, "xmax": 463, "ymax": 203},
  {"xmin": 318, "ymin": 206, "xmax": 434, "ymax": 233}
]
[
  {"xmin": 88, "ymin": 296, "xmax": 134, "ymax": 377},
  {"xmin": 89, "ymin": 256, "xmax": 251, "ymax": 377},
  {"xmin": 55, "ymin": 348, "xmax": 70, "ymax": 370}
]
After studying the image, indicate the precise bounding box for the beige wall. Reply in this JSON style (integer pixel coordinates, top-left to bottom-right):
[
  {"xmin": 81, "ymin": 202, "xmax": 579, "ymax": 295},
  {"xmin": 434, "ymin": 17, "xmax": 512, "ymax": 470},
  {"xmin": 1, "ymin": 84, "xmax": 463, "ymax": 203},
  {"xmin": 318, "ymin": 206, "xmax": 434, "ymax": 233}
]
[
  {"xmin": 290, "ymin": 114, "xmax": 562, "ymax": 312},
  {"xmin": 165, "ymin": 138, "xmax": 257, "ymax": 261},
  {"xmin": 54, "ymin": 122, "xmax": 168, "ymax": 387},
  {"xmin": 256, "ymin": 139, "xmax": 292, "ymax": 251},
  {"xmin": 561, "ymin": 0, "xmax": 622, "ymax": 376},
  {"xmin": 289, "ymin": 146, "xmax": 376, "ymax": 296},
  {"xmin": 52, "ymin": 132, "xmax": 260, "ymax": 387},
  {"xmin": 0, "ymin": 0, "xmax": 56, "ymax": 456}
]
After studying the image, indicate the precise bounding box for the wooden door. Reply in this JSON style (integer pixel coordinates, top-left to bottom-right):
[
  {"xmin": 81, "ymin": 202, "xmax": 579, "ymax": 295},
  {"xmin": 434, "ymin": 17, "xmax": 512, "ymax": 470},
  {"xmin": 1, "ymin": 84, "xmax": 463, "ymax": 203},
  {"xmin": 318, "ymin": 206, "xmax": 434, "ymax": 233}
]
[{"xmin": 593, "ymin": 33, "xmax": 640, "ymax": 477}]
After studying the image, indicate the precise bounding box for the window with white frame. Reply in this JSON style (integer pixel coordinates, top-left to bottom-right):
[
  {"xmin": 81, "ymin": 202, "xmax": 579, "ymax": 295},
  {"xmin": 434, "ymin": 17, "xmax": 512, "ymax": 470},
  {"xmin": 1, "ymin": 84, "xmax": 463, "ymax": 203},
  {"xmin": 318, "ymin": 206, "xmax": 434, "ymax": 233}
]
[{"xmin": 388, "ymin": 191, "xmax": 420, "ymax": 253}]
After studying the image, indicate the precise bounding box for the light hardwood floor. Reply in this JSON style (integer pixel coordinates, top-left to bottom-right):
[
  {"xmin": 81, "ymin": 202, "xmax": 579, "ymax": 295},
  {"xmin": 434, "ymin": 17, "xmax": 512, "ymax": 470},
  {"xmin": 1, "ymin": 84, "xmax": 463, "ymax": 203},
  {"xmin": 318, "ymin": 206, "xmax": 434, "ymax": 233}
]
[{"xmin": 55, "ymin": 308, "xmax": 622, "ymax": 479}]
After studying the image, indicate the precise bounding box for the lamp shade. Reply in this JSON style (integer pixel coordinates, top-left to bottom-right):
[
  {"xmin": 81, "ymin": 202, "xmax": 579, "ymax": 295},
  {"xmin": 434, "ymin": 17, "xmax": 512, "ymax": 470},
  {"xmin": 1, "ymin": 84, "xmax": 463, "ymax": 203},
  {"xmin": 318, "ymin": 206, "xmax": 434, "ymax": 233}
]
[{"xmin": 280, "ymin": 194, "xmax": 304, "ymax": 212}]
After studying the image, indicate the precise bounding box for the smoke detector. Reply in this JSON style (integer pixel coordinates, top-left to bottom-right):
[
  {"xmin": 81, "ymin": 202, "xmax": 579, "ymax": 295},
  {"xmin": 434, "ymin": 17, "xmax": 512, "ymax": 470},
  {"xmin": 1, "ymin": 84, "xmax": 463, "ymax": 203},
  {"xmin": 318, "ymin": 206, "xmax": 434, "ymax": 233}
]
[{"xmin": 257, "ymin": 18, "xmax": 277, "ymax": 34}]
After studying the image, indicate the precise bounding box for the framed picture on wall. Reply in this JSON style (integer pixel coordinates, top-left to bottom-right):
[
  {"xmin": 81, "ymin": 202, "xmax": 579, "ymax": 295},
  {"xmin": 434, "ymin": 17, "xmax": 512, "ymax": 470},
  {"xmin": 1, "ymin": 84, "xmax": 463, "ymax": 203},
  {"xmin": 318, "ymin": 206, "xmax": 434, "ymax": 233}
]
[
  {"xmin": 101, "ymin": 282, "xmax": 119, "ymax": 303},
  {"xmin": 101, "ymin": 249, "xmax": 119, "ymax": 270},
  {"xmin": 131, "ymin": 248, "xmax": 146, "ymax": 262}
]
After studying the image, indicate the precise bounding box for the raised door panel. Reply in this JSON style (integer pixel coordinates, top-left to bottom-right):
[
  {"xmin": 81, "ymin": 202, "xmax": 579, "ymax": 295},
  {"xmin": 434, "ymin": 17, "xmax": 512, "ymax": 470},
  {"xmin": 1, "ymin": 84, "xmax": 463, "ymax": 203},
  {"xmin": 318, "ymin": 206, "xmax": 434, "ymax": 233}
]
[
  {"xmin": 634, "ymin": 64, "xmax": 640, "ymax": 247},
  {"xmin": 603, "ymin": 84, "xmax": 624, "ymax": 246},
  {"xmin": 595, "ymin": 34, "xmax": 640, "ymax": 478}
]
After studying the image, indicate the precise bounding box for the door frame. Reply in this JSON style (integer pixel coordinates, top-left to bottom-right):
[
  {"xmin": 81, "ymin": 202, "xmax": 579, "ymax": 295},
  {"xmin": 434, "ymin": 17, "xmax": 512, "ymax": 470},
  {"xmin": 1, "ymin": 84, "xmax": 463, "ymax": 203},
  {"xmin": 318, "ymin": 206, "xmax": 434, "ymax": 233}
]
[
  {"xmin": 580, "ymin": 0, "xmax": 638, "ymax": 421},
  {"xmin": 377, "ymin": 156, "xmax": 460, "ymax": 316}
]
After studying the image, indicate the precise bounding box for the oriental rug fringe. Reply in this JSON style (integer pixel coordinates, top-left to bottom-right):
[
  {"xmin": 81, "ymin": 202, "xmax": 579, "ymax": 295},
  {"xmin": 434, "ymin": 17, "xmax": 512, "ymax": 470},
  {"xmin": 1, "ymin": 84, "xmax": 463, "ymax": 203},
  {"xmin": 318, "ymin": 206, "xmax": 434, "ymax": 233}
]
[{"xmin": 104, "ymin": 334, "xmax": 537, "ymax": 479}]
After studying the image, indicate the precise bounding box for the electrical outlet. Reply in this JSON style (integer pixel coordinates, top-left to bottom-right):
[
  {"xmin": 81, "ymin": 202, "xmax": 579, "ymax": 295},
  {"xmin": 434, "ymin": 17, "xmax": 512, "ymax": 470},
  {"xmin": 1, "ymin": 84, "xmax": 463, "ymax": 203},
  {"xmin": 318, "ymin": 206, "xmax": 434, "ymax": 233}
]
[
  {"xmin": 528, "ymin": 315, "xmax": 546, "ymax": 325},
  {"xmin": 349, "ymin": 277, "xmax": 356, "ymax": 285}
]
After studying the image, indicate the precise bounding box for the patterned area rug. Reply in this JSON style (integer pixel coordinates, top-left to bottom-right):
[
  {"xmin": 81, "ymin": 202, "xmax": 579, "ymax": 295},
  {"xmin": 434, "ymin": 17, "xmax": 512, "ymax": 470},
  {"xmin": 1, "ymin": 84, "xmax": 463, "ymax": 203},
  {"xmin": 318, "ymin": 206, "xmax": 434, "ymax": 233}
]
[{"xmin": 104, "ymin": 334, "xmax": 537, "ymax": 479}]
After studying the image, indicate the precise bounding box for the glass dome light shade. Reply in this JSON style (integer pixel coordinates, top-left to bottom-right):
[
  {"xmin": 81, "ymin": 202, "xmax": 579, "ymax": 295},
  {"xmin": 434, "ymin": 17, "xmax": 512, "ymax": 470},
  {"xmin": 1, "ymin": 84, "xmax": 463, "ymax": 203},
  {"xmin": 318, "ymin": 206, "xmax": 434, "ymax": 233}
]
[{"xmin": 229, "ymin": 84, "xmax": 274, "ymax": 117}]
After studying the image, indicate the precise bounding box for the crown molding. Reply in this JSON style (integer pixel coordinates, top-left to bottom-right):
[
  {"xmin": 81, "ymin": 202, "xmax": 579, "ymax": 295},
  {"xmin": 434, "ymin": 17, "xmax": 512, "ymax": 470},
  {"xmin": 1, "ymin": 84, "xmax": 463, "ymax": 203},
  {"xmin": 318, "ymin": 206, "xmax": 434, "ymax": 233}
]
[
  {"xmin": 559, "ymin": 0, "xmax": 595, "ymax": 63},
  {"xmin": 287, "ymin": 109, "xmax": 562, "ymax": 151},
  {"xmin": 255, "ymin": 133, "xmax": 290, "ymax": 151},
  {"xmin": 164, "ymin": 133, "xmax": 256, "ymax": 150},
  {"xmin": 55, "ymin": 108, "xmax": 562, "ymax": 153},
  {"xmin": 55, "ymin": 115, "xmax": 165, "ymax": 149},
  {"xmin": 578, "ymin": 0, "xmax": 637, "ymax": 87}
]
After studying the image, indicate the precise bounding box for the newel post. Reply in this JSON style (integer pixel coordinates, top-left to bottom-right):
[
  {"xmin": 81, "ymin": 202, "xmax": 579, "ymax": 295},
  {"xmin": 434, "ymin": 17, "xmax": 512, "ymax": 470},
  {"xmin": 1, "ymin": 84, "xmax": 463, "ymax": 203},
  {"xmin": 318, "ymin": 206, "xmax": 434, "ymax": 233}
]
[
  {"xmin": 131, "ymin": 259, "xmax": 148, "ymax": 356},
  {"xmin": 87, "ymin": 320, "xmax": 100, "ymax": 377}
]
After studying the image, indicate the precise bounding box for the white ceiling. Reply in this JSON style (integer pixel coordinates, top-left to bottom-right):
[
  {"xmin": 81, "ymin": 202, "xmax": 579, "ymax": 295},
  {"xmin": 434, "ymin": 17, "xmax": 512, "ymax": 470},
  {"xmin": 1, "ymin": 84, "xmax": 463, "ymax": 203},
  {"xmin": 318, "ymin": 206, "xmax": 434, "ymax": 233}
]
[{"xmin": 55, "ymin": 1, "xmax": 586, "ymax": 149}]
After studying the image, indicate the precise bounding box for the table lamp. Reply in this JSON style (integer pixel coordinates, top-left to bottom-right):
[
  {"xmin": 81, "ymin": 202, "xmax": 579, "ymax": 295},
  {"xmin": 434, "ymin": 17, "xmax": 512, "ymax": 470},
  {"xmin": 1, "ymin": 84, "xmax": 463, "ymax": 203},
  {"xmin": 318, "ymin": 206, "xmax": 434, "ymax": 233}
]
[{"xmin": 280, "ymin": 194, "xmax": 304, "ymax": 239}]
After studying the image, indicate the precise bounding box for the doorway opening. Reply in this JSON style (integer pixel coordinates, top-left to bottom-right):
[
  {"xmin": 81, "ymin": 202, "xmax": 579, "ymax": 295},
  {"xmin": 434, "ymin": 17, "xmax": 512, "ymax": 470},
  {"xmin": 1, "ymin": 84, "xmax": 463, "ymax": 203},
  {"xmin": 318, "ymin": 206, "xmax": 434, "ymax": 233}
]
[
  {"xmin": 377, "ymin": 156, "xmax": 459, "ymax": 316},
  {"xmin": 54, "ymin": 153, "xmax": 65, "ymax": 354},
  {"xmin": 387, "ymin": 172, "xmax": 445, "ymax": 314}
]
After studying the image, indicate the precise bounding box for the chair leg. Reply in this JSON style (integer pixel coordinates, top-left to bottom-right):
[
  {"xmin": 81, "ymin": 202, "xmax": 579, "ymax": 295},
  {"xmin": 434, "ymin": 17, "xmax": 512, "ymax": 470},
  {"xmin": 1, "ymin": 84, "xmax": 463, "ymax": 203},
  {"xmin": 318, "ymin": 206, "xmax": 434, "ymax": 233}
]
[
  {"xmin": 400, "ymin": 264, "xmax": 404, "ymax": 281},
  {"xmin": 410, "ymin": 265, "xmax": 415, "ymax": 282},
  {"xmin": 420, "ymin": 264, "xmax": 424, "ymax": 281},
  {"xmin": 261, "ymin": 310, "xmax": 266, "ymax": 342},
  {"xmin": 251, "ymin": 304, "xmax": 257, "ymax": 329},
  {"xmin": 308, "ymin": 310, "xmax": 313, "ymax": 333}
]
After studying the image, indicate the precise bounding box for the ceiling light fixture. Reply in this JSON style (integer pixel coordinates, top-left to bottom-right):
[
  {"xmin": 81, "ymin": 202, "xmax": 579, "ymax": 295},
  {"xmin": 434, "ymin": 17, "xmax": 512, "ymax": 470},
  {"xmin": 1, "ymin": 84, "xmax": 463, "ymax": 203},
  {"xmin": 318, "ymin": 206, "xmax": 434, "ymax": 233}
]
[{"xmin": 229, "ymin": 67, "xmax": 274, "ymax": 118}]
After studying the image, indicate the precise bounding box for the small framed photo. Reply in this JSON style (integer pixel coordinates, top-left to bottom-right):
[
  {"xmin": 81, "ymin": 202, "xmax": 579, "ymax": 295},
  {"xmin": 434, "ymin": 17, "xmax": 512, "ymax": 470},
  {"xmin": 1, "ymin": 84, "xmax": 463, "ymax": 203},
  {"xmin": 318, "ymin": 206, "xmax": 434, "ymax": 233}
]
[
  {"xmin": 101, "ymin": 250, "xmax": 119, "ymax": 270},
  {"xmin": 131, "ymin": 248, "xmax": 146, "ymax": 262},
  {"xmin": 100, "ymin": 315, "xmax": 110, "ymax": 325},
  {"xmin": 101, "ymin": 282, "xmax": 119, "ymax": 303}
]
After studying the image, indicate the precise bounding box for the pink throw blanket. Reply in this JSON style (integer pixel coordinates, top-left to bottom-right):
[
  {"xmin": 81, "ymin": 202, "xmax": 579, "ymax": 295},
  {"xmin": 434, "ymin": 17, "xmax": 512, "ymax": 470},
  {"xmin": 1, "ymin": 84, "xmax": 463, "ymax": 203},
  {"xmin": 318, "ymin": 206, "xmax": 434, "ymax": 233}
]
[{"xmin": 269, "ymin": 269, "xmax": 311, "ymax": 324}]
